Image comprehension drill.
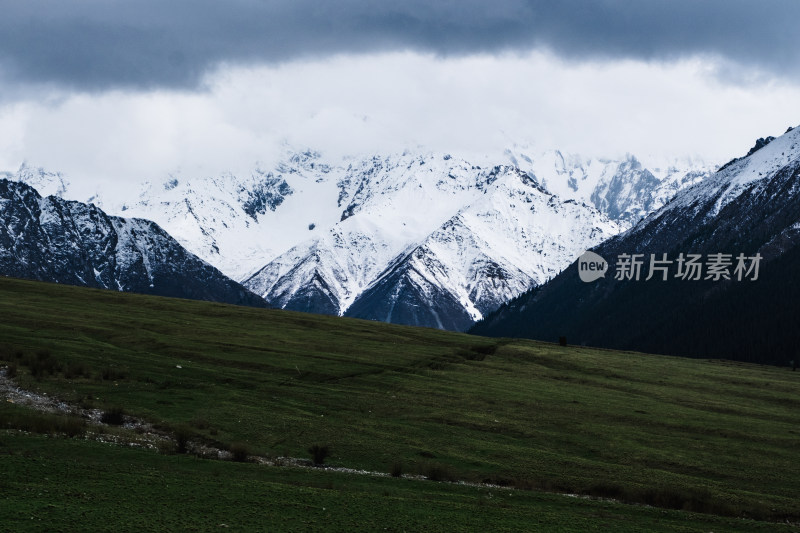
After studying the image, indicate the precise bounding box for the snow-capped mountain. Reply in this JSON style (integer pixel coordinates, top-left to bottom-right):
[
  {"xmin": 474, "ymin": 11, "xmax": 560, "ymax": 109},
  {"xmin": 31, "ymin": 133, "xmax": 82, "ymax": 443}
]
[
  {"xmin": 503, "ymin": 148, "xmax": 712, "ymax": 228},
  {"xmin": 0, "ymin": 179, "xmax": 266, "ymax": 307},
  {"xmin": 343, "ymin": 167, "xmax": 618, "ymax": 330},
  {"xmin": 1, "ymin": 163, "xmax": 70, "ymax": 199},
  {"xmin": 5, "ymin": 147, "xmax": 714, "ymax": 330},
  {"xmin": 111, "ymin": 150, "xmax": 338, "ymax": 280},
  {"xmin": 243, "ymin": 152, "xmax": 511, "ymax": 317},
  {"xmin": 240, "ymin": 151, "xmax": 708, "ymax": 329},
  {"xmin": 473, "ymin": 125, "xmax": 800, "ymax": 364}
]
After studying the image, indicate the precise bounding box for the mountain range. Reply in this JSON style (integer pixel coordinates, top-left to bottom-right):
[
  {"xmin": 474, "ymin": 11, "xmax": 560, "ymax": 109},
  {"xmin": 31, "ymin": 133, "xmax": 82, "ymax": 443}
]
[
  {"xmin": 0, "ymin": 179, "xmax": 266, "ymax": 307},
  {"xmin": 3, "ymin": 148, "xmax": 713, "ymax": 329},
  {"xmin": 472, "ymin": 125, "xmax": 800, "ymax": 365}
]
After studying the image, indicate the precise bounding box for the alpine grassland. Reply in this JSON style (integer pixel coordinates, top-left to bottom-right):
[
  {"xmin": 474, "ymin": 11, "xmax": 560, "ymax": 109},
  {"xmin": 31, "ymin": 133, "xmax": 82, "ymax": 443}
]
[{"xmin": 1, "ymin": 276, "xmax": 798, "ymax": 531}]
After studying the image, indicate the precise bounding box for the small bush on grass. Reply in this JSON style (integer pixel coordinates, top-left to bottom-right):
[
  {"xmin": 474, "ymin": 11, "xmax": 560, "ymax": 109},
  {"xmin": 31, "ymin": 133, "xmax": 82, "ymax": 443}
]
[
  {"xmin": 308, "ymin": 444, "xmax": 331, "ymax": 466},
  {"xmin": 390, "ymin": 461, "xmax": 404, "ymax": 478},
  {"xmin": 1, "ymin": 407, "xmax": 86, "ymax": 437},
  {"xmin": 59, "ymin": 416, "xmax": 87, "ymax": 437},
  {"xmin": 190, "ymin": 417, "xmax": 210, "ymax": 430},
  {"xmin": 25, "ymin": 350, "xmax": 62, "ymax": 380},
  {"xmin": 175, "ymin": 425, "xmax": 192, "ymax": 454},
  {"xmin": 229, "ymin": 442, "xmax": 251, "ymax": 462},
  {"xmin": 100, "ymin": 407, "xmax": 125, "ymax": 425},
  {"xmin": 637, "ymin": 486, "xmax": 728, "ymax": 515},
  {"xmin": 481, "ymin": 475, "xmax": 536, "ymax": 490},
  {"xmin": 158, "ymin": 425, "xmax": 194, "ymax": 455},
  {"xmin": 79, "ymin": 396, "xmax": 95, "ymax": 410},
  {"xmin": 419, "ymin": 462, "xmax": 458, "ymax": 482},
  {"xmin": 587, "ymin": 482, "xmax": 625, "ymax": 500},
  {"xmin": 64, "ymin": 361, "xmax": 88, "ymax": 379},
  {"xmin": 157, "ymin": 439, "xmax": 177, "ymax": 455},
  {"xmin": 100, "ymin": 367, "xmax": 127, "ymax": 381}
]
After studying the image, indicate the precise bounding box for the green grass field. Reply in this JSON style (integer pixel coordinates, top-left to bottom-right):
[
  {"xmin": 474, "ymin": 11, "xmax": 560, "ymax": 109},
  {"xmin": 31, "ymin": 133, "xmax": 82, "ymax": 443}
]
[{"xmin": 1, "ymin": 276, "xmax": 799, "ymax": 531}]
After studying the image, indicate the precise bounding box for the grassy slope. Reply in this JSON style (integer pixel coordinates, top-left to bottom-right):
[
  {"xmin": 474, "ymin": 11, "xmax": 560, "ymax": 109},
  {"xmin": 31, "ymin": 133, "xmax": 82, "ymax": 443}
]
[
  {"xmin": 2, "ymin": 433, "xmax": 789, "ymax": 533},
  {"xmin": 1, "ymin": 276, "xmax": 799, "ymax": 530}
]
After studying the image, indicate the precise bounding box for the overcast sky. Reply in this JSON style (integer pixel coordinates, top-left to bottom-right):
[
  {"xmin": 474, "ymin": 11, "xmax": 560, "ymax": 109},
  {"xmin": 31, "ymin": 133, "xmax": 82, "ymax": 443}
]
[{"xmin": 1, "ymin": 1, "xmax": 799, "ymax": 187}]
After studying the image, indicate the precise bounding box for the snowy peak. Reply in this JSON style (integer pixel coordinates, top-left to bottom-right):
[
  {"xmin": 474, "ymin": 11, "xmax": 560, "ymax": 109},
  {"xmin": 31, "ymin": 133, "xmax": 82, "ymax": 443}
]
[
  {"xmin": 648, "ymin": 124, "xmax": 800, "ymax": 225},
  {"xmin": 344, "ymin": 165, "xmax": 620, "ymax": 330},
  {"xmin": 503, "ymin": 148, "xmax": 714, "ymax": 228},
  {"xmin": 472, "ymin": 123, "xmax": 800, "ymax": 364},
  {"xmin": 0, "ymin": 179, "xmax": 265, "ymax": 307},
  {"xmin": 114, "ymin": 150, "xmax": 344, "ymax": 280},
  {"xmin": 5, "ymin": 145, "xmax": 716, "ymax": 331},
  {"xmin": 244, "ymin": 153, "xmax": 505, "ymax": 316},
  {"xmin": 5, "ymin": 162, "xmax": 70, "ymax": 199}
]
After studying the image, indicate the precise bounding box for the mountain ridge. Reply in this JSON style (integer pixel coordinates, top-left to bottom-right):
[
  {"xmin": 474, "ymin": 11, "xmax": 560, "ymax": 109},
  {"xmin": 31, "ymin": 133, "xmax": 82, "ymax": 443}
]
[
  {"xmin": 0, "ymin": 178, "xmax": 266, "ymax": 307},
  {"xmin": 5, "ymin": 147, "xmax": 715, "ymax": 329},
  {"xmin": 472, "ymin": 124, "xmax": 800, "ymax": 364}
]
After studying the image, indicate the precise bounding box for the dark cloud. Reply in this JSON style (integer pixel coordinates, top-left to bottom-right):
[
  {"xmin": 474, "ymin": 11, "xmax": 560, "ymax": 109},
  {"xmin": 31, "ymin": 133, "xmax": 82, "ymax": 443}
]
[{"xmin": 0, "ymin": 0, "xmax": 798, "ymax": 91}]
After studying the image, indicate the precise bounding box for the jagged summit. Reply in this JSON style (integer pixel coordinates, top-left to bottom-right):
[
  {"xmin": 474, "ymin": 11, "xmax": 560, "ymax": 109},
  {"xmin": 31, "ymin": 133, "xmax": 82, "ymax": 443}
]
[
  {"xmin": 343, "ymin": 167, "xmax": 619, "ymax": 329},
  {"xmin": 472, "ymin": 123, "xmax": 800, "ymax": 363},
  {"xmin": 0, "ymin": 179, "xmax": 266, "ymax": 307},
  {"xmin": 5, "ymin": 146, "xmax": 715, "ymax": 330}
]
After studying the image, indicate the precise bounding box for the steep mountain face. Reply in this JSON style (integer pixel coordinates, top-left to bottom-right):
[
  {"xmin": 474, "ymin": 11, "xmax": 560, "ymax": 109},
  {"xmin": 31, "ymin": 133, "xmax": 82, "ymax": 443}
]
[
  {"xmin": 0, "ymin": 179, "xmax": 266, "ymax": 306},
  {"xmin": 0, "ymin": 163, "xmax": 70, "ymax": 199},
  {"xmin": 7, "ymin": 148, "xmax": 713, "ymax": 330},
  {"xmin": 504, "ymin": 149, "xmax": 712, "ymax": 228},
  {"xmin": 111, "ymin": 151, "xmax": 332, "ymax": 280},
  {"xmin": 243, "ymin": 152, "xmax": 494, "ymax": 316},
  {"xmin": 473, "ymin": 125, "xmax": 800, "ymax": 364},
  {"xmin": 343, "ymin": 168, "xmax": 618, "ymax": 330},
  {"xmin": 242, "ymin": 151, "xmax": 709, "ymax": 330},
  {"xmin": 244, "ymin": 160, "xmax": 620, "ymax": 329}
]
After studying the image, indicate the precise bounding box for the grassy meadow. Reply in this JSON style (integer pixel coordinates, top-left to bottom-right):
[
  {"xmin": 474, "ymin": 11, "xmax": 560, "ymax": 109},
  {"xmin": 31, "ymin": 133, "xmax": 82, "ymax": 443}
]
[{"xmin": 1, "ymin": 276, "xmax": 798, "ymax": 531}]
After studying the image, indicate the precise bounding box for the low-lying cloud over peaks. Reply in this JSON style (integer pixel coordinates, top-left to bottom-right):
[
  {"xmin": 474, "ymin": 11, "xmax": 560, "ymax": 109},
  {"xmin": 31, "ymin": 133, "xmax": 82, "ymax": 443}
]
[{"xmin": 1, "ymin": 1, "xmax": 798, "ymax": 91}]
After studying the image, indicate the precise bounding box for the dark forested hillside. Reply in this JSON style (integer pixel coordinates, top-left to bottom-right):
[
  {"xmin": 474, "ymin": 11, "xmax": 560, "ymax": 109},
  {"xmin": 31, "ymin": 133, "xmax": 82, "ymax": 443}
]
[{"xmin": 472, "ymin": 126, "xmax": 800, "ymax": 366}]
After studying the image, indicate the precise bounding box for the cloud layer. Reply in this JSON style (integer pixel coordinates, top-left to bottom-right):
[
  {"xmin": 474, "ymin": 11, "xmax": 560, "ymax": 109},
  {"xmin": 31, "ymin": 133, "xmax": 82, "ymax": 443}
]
[
  {"xmin": 1, "ymin": 1, "xmax": 798, "ymax": 91},
  {"xmin": 3, "ymin": 52, "xmax": 799, "ymax": 192}
]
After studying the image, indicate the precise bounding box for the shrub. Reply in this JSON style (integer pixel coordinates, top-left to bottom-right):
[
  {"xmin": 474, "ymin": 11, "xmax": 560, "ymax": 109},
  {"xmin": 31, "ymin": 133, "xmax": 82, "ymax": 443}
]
[
  {"xmin": 27, "ymin": 358, "xmax": 44, "ymax": 379},
  {"xmin": 190, "ymin": 417, "xmax": 210, "ymax": 430},
  {"xmin": 308, "ymin": 444, "xmax": 331, "ymax": 466},
  {"xmin": 419, "ymin": 462, "xmax": 457, "ymax": 482},
  {"xmin": 100, "ymin": 407, "xmax": 125, "ymax": 425},
  {"xmin": 587, "ymin": 482, "xmax": 625, "ymax": 499},
  {"xmin": 64, "ymin": 361, "xmax": 88, "ymax": 379},
  {"xmin": 390, "ymin": 462, "xmax": 404, "ymax": 478},
  {"xmin": 5, "ymin": 363, "xmax": 17, "ymax": 378},
  {"xmin": 481, "ymin": 475, "xmax": 536, "ymax": 490},
  {"xmin": 0, "ymin": 408, "xmax": 86, "ymax": 437},
  {"xmin": 639, "ymin": 486, "xmax": 716, "ymax": 514},
  {"xmin": 24, "ymin": 350, "xmax": 61, "ymax": 380},
  {"xmin": 79, "ymin": 396, "xmax": 95, "ymax": 410},
  {"xmin": 60, "ymin": 416, "xmax": 87, "ymax": 437},
  {"xmin": 229, "ymin": 442, "xmax": 251, "ymax": 462},
  {"xmin": 457, "ymin": 344, "xmax": 498, "ymax": 361},
  {"xmin": 157, "ymin": 439, "xmax": 177, "ymax": 455},
  {"xmin": 100, "ymin": 367, "xmax": 127, "ymax": 381},
  {"xmin": 174, "ymin": 425, "xmax": 192, "ymax": 454}
]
